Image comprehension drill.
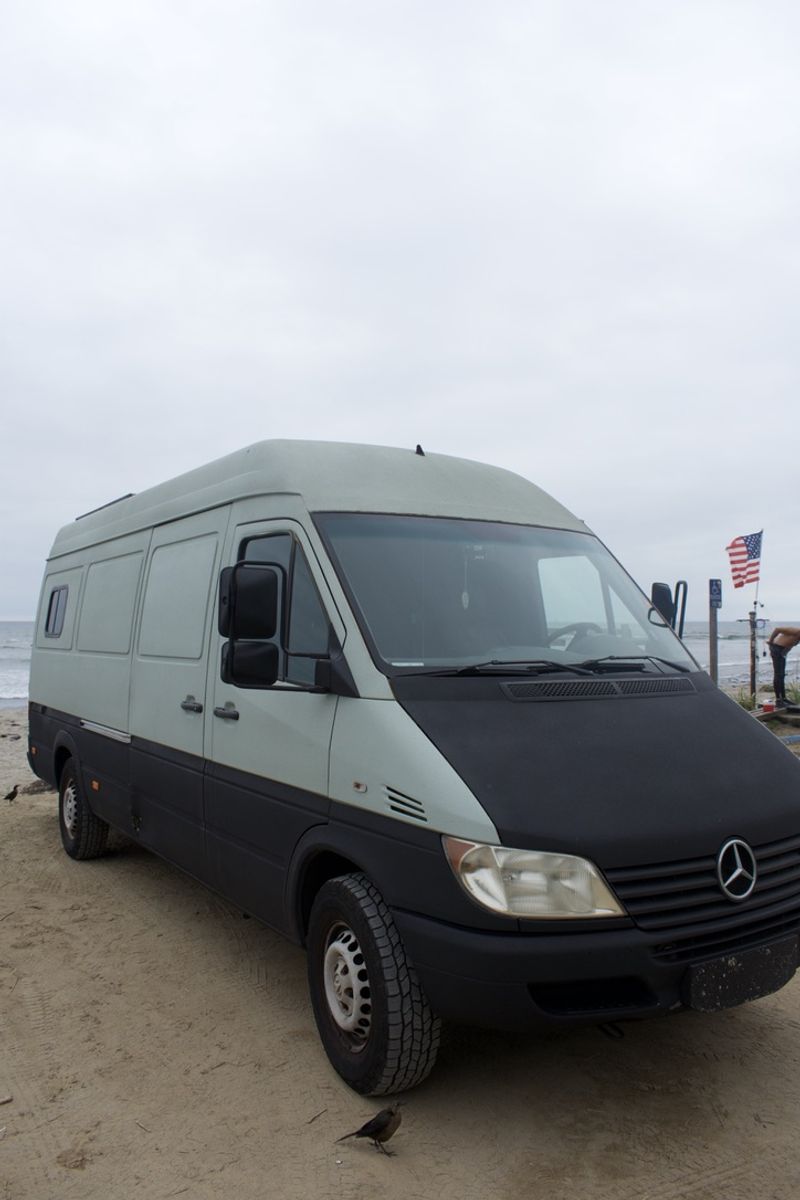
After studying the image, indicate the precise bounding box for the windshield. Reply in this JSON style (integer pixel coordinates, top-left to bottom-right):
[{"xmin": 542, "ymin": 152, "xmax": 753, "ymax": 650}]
[{"xmin": 316, "ymin": 514, "xmax": 698, "ymax": 676}]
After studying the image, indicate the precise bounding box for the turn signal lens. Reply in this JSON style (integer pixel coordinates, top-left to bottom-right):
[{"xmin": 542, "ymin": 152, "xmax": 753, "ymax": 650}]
[{"xmin": 442, "ymin": 837, "xmax": 625, "ymax": 919}]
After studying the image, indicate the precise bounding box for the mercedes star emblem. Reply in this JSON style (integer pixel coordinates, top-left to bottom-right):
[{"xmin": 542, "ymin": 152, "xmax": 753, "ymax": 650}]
[{"xmin": 717, "ymin": 838, "xmax": 757, "ymax": 901}]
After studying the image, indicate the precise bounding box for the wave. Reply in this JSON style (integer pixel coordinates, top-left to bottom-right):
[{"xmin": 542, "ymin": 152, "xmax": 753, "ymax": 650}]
[{"xmin": 684, "ymin": 634, "xmax": 751, "ymax": 642}]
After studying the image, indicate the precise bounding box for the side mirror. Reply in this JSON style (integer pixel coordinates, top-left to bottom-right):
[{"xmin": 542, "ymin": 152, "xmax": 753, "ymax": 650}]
[
  {"xmin": 219, "ymin": 563, "xmax": 279, "ymax": 639},
  {"xmin": 651, "ymin": 582, "xmax": 675, "ymax": 628},
  {"xmin": 218, "ymin": 563, "xmax": 282, "ymax": 688},
  {"xmin": 222, "ymin": 641, "xmax": 280, "ymax": 687}
]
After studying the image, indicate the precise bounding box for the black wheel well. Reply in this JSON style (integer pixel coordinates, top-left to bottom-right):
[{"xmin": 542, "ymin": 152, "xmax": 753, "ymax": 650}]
[
  {"xmin": 54, "ymin": 746, "xmax": 73, "ymax": 786},
  {"xmin": 298, "ymin": 851, "xmax": 363, "ymax": 943}
]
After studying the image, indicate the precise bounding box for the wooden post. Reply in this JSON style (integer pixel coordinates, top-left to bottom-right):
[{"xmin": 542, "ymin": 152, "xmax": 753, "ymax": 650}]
[
  {"xmin": 708, "ymin": 579, "xmax": 721, "ymax": 686},
  {"xmin": 749, "ymin": 610, "xmax": 757, "ymax": 699},
  {"xmin": 709, "ymin": 602, "xmax": 718, "ymax": 685}
]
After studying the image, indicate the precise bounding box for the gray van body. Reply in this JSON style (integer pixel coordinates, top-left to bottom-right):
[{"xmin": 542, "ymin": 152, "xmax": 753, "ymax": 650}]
[{"xmin": 28, "ymin": 440, "xmax": 800, "ymax": 1090}]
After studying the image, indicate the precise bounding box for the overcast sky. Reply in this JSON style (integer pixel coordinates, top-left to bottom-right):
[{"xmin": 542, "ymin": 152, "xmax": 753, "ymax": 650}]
[{"xmin": 2, "ymin": 1, "xmax": 798, "ymax": 621}]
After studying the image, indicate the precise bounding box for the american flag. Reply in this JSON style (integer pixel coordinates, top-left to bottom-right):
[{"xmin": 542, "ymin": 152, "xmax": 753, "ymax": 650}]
[{"xmin": 726, "ymin": 530, "xmax": 762, "ymax": 588}]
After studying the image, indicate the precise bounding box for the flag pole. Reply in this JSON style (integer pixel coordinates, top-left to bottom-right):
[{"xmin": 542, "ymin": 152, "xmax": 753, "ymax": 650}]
[
  {"xmin": 726, "ymin": 530, "xmax": 763, "ymax": 701},
  {"xmin": 750, "ymin": 531, "xmax": 763, "ymax": 701}
]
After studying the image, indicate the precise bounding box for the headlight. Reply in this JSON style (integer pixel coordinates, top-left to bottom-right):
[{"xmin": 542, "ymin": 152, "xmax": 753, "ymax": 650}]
[{"xmin": 442, "ymin": 836, "xmax": 626, "ymax": 919}]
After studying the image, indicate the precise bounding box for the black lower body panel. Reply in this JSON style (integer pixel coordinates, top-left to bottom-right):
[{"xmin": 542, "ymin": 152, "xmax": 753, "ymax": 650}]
[{"xmin": 392, "ymin": 908, "xmax": 799, "ymax": 1030}]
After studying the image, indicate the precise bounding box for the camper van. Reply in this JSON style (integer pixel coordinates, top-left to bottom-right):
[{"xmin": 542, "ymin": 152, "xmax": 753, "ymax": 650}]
[{"xmin": 28, "ymin": 441, "xmax": 800, "ymax": 1095}]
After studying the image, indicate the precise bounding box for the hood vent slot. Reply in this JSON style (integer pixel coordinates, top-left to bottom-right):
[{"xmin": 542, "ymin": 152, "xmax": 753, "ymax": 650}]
[
  {"xmin": 503, "ymin": 677, "xmax": 696, "ymax": 702},
  {"xmin": 384, "ymin": 785, "xmax": 428, "ymax": 822},
  {"xmin": 617, "ymin": 677, "xmax": 696, "ymax": 697},
  {"xmin": 504, "ymin": 679, "xmax": 618, "ymax": 701}
]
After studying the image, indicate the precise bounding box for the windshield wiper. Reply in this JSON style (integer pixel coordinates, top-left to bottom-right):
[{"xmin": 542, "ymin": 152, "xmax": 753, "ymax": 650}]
[
  {"xmin": 409, "ymin": 659, "xmax": 595, "ymax": 678},
  {"xmin": 574, "ymin": 655, "xmax": 692, "ymax": 674}
]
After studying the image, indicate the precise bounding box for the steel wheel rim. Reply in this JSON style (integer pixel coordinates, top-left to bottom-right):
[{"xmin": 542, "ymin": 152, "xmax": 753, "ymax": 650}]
[
  {"xmin": 62, "ymin": 781, "xmax": 78, "ymax": 838},
  {"xmin": 323, "ymin": 922, "xmax": 372, "ymax": 1050}
]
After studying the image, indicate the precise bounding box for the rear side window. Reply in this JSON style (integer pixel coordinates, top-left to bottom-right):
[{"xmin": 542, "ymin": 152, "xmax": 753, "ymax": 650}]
[
  {"xmin": 35, "ymin": 566, "xmax": 84, "ymax": 650},
  {"xmin": 45, "ymin": 586, "xmax": 69, "ymax": 637}
]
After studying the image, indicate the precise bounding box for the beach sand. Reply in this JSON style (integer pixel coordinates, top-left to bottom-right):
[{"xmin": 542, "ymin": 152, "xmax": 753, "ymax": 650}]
[{"xmin": 3, "ymin": 704, "xmax": 800, "ymax": 1199}]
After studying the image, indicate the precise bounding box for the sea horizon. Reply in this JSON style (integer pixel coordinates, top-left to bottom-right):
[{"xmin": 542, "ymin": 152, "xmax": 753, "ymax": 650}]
[{"xmin": 3, "ymin": 616, "xmax": 799, "ymax": 705}]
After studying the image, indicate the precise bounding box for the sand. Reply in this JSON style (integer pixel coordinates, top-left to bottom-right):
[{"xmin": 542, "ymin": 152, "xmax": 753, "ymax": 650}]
[{"xmin": 3, "ymin": 705, "xmax": 800, "ymax": 1199}]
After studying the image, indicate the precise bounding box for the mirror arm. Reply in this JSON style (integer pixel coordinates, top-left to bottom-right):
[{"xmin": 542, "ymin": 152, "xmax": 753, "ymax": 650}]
[
  {"xmin": 329, "ymin": 646, "xmax": 359, "ymax": 697},
  {"xmin": 313, "ymin": 649, "xmax": 358, "ymax": 697}
]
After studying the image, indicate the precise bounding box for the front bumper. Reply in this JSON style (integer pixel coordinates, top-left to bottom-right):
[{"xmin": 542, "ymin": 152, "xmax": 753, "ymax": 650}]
[{"xmin": 393, "ymin": 908, "xmax": 799, "ymax": 1030}]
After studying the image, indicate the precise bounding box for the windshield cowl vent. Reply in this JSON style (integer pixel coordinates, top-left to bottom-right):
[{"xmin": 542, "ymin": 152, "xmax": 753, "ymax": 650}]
[
  {"xmin": 502, "ymin": 677, "xmax": 697, "ymax": 702},
  {"xmin": 384, "ymin": 786, "xmax": 428, "ymax": 822}
]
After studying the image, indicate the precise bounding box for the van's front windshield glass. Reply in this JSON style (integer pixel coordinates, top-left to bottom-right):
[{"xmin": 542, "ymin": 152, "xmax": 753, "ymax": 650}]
[{"xmin": 316, "ymin": 514, "xmax": 698, "ymax": 676}]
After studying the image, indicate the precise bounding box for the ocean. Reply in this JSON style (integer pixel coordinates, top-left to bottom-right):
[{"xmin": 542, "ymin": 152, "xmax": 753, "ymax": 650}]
[
  {"xmin": 0, "ymin": 621, "xmax": 34, "ymax": 709},
  {"xmin": 2, "ymin": 617, "xmax": 798, "ymax": 705},
  {"xmin": 682, "ymin": 619, "xmax": 800, "ymax": 692}
]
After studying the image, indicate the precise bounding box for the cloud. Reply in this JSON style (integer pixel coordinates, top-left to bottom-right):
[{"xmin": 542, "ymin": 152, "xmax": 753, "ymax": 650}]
[{"xmin": 1, "ymin": 0, "xmax": 798, "ymax": 619}]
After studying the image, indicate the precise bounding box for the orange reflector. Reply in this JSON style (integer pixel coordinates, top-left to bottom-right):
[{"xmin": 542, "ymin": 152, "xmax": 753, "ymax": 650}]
[
  {"xmin": 31, "ymin": 746, "xmax": 37, "ymax": 756},
  {"xmin": 91, "ymin": 780, "xmax": 100, "ymax": 792}
]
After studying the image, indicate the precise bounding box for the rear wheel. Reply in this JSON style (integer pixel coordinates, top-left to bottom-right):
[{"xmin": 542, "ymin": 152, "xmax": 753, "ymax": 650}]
[
  {"xmin": 307, "ymin": 872, "xmax": 441, "ymax": 1095},
  {"xmin": 58, "ymin": 758, "xmax": 109, "ymax": 860}
]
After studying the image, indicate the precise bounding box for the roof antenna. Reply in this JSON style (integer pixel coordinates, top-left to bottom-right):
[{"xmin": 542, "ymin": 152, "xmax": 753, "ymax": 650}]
[{"xmin": 415, "ymin": 444, "xmax": 425, "ymax": 456}]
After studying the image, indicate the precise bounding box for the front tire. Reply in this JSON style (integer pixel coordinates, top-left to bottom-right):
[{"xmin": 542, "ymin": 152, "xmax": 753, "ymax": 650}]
[
  {"xmin": 58, "ymin": 758, "xmax": 109, "ymax": 860},
  {"xmin": 307, "ymin": 872, "xmax": 441, "ymax": 1095}
]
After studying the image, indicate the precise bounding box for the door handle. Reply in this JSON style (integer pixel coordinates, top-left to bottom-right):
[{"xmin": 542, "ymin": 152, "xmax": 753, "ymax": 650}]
[
  {"xmin": 181, "ymin": 696, "xmax": 203, "ymax": 713},
  {"xmin": 213, "ymin": 704, "xmax": 240, "ymax": 721}
]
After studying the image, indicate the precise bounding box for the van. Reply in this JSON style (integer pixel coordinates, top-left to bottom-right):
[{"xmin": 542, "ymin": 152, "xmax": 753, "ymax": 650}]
[{"xmin": 28, "ymin": 440, "xmax": 800, "ymax": 1094}]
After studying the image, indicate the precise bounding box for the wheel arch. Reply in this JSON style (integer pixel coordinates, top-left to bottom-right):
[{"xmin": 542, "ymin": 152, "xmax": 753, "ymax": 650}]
[
  {"xmin": 287, "ymin": 828, "xmax": 376, "ymax": 947},
  {"xmin": 286, "ymin": 812, "xmax": 494, "ymax": 944},
  {"xmin": 53, "ymin": 731, "xmax": 80, "ymax": 786}
]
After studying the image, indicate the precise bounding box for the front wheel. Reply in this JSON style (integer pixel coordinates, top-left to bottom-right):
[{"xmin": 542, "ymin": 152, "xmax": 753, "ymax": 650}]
[
  {"xmin": 58, "ymin": 758, "xmax": 109, "ymax": 860},
  {"xmin": 307, "ymin": 872, "xmax": 441, "ymax": 1095}
]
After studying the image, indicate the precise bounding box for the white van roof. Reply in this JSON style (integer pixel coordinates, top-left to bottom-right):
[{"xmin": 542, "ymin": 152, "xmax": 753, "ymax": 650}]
[{"xmin": 48, "ymin": 440, "xmax": 587, "ymax": 558}]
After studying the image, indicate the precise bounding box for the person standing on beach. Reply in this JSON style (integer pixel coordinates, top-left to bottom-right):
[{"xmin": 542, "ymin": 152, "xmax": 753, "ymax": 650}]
[{"xmin": 767, "ymin": 626, "xmax": 800, "ymax": 707}]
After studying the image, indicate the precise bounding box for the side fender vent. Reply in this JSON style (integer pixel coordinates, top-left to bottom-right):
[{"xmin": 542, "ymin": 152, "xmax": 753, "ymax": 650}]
[{"xmin": 384, "ymin": 785, "xmax": 428, "ymax": 823}]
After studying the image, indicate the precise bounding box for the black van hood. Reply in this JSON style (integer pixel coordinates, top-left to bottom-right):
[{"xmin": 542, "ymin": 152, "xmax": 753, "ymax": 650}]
[{"xmin": 392, "ymin": 672, "xmax": 800, "ymax": 869}]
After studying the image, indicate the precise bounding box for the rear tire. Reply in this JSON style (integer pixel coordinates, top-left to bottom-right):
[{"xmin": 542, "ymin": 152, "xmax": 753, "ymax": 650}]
[
  {"xmin": 58, "ymin": 758, "xmax": 109, "ymax": 860},
  {"xmin": 307, "ymin": 872, "xmax": 441, "ymax": 1095}
]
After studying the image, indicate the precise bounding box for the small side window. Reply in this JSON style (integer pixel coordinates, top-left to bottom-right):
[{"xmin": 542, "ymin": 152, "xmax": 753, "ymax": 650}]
[
  {"xmin": 45, "ymin": 585, "xmax": 69, "ymax": 638},
  {"xmin": 238, "ymin": 533, "xmax": 332, "ymax": 686},
  {"xmin": 288, "ymin": 551, "xmax": 332, "ymax": 657}
]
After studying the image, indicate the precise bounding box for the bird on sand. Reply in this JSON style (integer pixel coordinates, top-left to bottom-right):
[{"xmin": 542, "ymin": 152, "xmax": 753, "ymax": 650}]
[
  {"xmin": 336, "ymin": 1103, "xmax": 402, "ymax": 1155},
  {"xmin": 4, "ymin": 784, "xmax": 19, "ymax": 802}
]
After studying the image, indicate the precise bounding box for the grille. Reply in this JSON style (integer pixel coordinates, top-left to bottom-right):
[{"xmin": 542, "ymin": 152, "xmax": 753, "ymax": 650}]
[
  {"xmin": 384, "ymin": 785, "xmax": 428, "ymax": 823},
  {"xmin": 606, "ymin": 834, "xmax": 800, "ymax": 963},
  {"xmin": 503, "ymin": 677, "xmax": 696, "ymax": 702}
]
